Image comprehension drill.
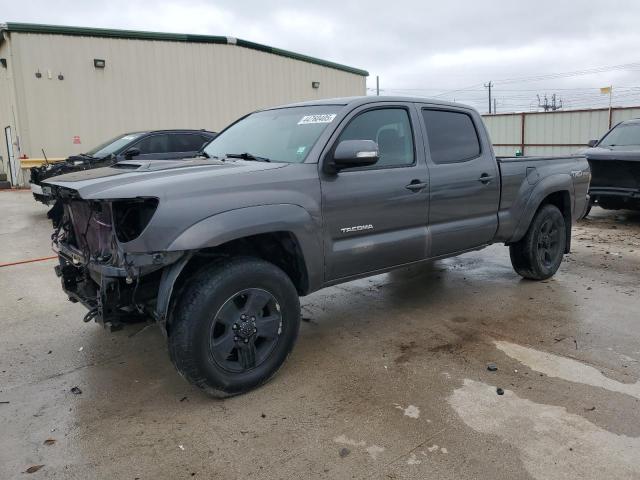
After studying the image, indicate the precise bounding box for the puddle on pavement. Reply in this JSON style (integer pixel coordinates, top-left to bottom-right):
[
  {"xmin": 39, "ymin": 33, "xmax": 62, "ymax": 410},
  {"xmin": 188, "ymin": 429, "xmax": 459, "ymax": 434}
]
[
  {"xmin": 449, "ymin": 379, "xmax": 640, "ymax": 480},
  {"xmin": 495, "ymin": 341, "xmax": 640, "ymax": 400}
]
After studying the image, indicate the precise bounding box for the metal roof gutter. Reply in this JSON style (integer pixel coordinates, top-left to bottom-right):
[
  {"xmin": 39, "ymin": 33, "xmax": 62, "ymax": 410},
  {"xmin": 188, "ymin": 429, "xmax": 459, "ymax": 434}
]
[{"xmin": 0, "ymin": 22, "xmax": 369, "ymax": 77}]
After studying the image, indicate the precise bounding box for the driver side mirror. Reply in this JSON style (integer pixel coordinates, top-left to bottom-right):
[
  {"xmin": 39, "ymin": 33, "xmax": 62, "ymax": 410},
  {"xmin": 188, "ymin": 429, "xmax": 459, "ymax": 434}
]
[
  {"xmin": 326, "ymin": 139, "xmax": 379, "ymax": 173},
  {"xmin": 587, "ymin": 139, "xmax": 598, "ymax": 147},
  {"xmin": 124, "ymin": 147, "xmax": 141, "ymax": 160}
]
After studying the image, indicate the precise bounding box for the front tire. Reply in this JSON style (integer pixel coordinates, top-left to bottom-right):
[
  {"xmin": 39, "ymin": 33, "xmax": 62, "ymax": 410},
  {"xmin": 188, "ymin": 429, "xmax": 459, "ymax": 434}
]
[
  {"xmin": 509, "ymin": 204, "xmax": 567, "ymax": 280},
  {"xmin": 168, "ymin": 257, "xmax": 301, "ymax": 398}
]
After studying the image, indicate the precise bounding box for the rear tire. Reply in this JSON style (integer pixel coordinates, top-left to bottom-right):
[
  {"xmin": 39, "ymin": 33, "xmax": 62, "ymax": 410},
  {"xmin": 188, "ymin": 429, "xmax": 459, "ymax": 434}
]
[
  {"xmin": 509, "ymin": 204, "xmax": 566, "ymax": 280},
  {"xmin": 168, "ymin": 257, "xmax": 300, "ymax": 398}
]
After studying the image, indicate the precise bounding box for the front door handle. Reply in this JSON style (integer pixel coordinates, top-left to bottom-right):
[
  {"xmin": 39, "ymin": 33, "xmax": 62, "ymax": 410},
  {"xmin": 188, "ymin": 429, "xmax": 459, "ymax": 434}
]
[
  {"xmin": 478, "ymin": 173, "xmax": 494, "ymax": 184},
  {"xmin": 405, "ymin": 180, "xmax": 428, "ymax": 192}
]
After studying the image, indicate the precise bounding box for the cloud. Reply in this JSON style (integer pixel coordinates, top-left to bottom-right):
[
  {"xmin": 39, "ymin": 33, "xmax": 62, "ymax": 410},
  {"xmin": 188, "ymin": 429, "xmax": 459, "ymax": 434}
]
[{"xmin": 3, "ymin": 0, "xmax": 640, "ymax": 112}]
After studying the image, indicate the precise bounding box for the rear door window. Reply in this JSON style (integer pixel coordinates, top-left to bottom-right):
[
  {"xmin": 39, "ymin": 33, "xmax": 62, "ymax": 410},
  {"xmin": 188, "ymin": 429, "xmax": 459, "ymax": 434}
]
[
  {"xmin": 422, "ymin": 109, "xmax": 481, "ymax": 164},
  {"xmin": 169, "ymin": 134, "xmax": 210, "ymax": 152},
  {"xmin": 134, "ymin": 134, "xmax": 171, "ymax": 154}
]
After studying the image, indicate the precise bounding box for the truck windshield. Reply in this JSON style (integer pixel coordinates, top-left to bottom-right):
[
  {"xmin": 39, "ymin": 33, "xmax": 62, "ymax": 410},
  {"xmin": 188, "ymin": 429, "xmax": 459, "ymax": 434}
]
[
  {"xmin": 599, "ymin": 123, "xmax": 640, "ymax": 147},
  {"xmin": 85, "ymin": 133, "xmax": 144, "ymax": 158},
  {"xmin": 203, "ymin": 106, "xmax": 342, "ymax": 163}
]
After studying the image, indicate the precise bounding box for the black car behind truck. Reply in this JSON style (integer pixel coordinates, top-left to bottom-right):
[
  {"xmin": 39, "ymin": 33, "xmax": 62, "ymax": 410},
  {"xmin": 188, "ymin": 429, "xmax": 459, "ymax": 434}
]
[
  {"xmin": 44, "ymin": 96, "xmax": 590, "ymax": 398},
  {"xmin": 584, "ymin": 118, "xmax": 640, "ymax": 214},
  {"xmin": 30, "ymin": 129, "xmax": 216, "ymax": 204}
]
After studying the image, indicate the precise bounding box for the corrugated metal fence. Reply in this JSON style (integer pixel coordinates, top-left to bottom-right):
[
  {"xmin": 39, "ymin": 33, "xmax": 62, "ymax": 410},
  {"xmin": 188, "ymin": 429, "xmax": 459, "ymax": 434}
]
[{"xmin": 482, "ymin": 106, "xmax": 640, "ymax": 157}]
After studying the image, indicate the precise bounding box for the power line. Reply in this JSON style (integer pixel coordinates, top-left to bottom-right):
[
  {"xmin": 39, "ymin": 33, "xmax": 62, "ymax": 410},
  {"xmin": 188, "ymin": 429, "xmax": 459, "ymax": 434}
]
[
  {"xmin": 394, "ymin": 61, "xmax": 640, "ymax": 99},
  {"xmin": 493, "ymin": 62, "xmax": 640, "ymax": 85}
]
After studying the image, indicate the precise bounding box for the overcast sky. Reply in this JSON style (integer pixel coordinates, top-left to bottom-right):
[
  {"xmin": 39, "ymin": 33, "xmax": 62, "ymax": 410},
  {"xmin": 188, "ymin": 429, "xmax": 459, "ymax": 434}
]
[{"xmin": 3, "ymin": 0, "xmax": 640, "ymax": 113}]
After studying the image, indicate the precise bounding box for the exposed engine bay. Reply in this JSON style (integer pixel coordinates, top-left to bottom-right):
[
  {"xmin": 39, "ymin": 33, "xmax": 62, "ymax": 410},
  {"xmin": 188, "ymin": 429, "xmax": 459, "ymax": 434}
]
[{"xmin": 51, "ymin": 188, "xmax": 182, "ymax": 330}]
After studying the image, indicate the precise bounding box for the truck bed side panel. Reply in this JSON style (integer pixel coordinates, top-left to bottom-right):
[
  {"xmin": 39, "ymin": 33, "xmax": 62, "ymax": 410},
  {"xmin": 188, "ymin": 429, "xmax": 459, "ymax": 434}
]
[{"xmin": 495, "ymin": 156, "xmax": 590, "ymax": 243}]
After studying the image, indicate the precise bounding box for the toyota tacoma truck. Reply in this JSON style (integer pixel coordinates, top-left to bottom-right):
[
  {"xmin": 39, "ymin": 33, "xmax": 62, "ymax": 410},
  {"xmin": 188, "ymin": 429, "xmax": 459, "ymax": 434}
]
[{"xmin": 44, "ymin": 96, "xmax": 590, "ymax": 397}]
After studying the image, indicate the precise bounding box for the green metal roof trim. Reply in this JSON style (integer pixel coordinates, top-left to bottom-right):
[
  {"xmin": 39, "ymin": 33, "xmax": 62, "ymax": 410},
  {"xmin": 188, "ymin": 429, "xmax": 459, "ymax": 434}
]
[{"xmin": 1, "ymin": 22, "xmax": 369, "ymax": 76}]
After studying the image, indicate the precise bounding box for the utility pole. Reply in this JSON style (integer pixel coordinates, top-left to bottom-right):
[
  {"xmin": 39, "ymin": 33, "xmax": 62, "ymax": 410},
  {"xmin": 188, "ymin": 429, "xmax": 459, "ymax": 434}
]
[
  {"xmin": 607, "ymin": 85, "xmax": 613, "ymax": 128},
  {"xmin": 484, "ymin": 81, "xmax": 493, "ymax": 114},
  {"xmin": 493, "ymin": 98, "xmax": 497, "ymax": 114},
  {"xmin": 376, "ymin": 75, "xmax": 379, "ymax": 96}
]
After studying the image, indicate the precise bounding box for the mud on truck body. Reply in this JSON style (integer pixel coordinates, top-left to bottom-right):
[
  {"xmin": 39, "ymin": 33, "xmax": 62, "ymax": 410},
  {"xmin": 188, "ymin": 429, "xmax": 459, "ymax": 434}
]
[{"xmin": 46, "ymin": 96, "xmax": 590, "ymax": 398}]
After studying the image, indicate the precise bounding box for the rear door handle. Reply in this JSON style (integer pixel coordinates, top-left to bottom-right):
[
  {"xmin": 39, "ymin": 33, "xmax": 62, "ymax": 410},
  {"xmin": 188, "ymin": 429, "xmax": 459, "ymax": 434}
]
[
  {"xmin": 405, "ymin": 180, "xmax": 428, "ymax": 192},
  {"xmin": 478, "ymin": 173, "xmax": 494, "ymax": 184}
]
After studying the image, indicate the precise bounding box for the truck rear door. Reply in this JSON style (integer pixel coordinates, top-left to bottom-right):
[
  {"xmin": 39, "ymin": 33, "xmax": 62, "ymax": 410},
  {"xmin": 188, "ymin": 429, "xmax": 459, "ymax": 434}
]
[
  {"xmin": 418, "ymin": 106, "xmax": 500, "ymax": 257},
  {"xmin": 320, "ymin": 102, "xmax": 430, "ymax": 281}
]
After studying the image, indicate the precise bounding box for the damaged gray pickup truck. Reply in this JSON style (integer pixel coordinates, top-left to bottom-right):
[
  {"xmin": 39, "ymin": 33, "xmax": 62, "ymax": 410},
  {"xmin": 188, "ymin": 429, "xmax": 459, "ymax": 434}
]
[{"xmin": 45, "ymin": 97, "xmax": 590, "ymax": 397}]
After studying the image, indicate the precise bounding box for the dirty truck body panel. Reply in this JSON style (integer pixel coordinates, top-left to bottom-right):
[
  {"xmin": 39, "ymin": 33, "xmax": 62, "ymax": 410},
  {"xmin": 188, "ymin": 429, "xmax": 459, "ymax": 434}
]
[{"xmin": 45, "ymin": 96, "xmax": 589, "ymax": 332}]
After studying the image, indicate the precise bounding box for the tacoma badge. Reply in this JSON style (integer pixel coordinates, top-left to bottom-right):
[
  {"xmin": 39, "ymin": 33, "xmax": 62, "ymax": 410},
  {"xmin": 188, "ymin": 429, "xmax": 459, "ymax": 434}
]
[{"xmin": 340, "ymin": 224, "xmax": 374, "ymax": 233}]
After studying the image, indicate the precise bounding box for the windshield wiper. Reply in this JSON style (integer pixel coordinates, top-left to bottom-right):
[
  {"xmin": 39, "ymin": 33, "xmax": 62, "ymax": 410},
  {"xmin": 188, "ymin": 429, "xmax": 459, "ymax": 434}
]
[{"xmin": 225, "ymin": 152, "xmax": 271, "ymax": 162}]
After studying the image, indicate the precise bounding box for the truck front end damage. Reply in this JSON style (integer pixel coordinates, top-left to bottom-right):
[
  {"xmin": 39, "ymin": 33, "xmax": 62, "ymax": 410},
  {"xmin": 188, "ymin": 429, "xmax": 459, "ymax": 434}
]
[{"xmin": 50, "ymin": 186, "xmax": 183, "ymax": 330}]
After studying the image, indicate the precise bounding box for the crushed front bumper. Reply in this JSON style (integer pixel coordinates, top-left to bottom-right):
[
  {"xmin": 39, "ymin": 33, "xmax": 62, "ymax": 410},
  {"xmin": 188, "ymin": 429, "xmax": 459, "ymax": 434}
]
[{"xmin": 55, "ymin": 241, "xmax": 183, "ymax": 329}]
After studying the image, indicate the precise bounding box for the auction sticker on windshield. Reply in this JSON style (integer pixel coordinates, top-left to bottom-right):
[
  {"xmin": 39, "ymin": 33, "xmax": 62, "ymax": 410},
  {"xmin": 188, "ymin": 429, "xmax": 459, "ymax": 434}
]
[{"xmin": 298, "ymin": 114, "xmax": 337, "ymax": 125}]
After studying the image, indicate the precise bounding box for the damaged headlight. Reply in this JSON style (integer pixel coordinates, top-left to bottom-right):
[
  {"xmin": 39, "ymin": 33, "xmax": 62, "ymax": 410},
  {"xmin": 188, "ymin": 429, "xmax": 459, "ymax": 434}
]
[{"xmin": 112, "ymin": 198, "xmax": 159, "ymax": 243}]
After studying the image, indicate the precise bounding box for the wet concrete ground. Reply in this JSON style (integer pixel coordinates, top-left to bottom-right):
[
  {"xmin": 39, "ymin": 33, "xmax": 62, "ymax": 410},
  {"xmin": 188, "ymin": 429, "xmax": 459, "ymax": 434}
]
[{"xmin": 1, "ymin": 190, "xmax": 639, "ymax": 479}]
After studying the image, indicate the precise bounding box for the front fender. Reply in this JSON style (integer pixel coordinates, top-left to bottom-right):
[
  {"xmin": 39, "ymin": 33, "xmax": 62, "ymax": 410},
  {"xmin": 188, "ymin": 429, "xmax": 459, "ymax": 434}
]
[
  {"xmin": 509, "ymin": 173, "xmax": 573, "ymax": 243},
  {"xmin": 167, "ymin": 203, "xmax": 323, "ymax": 290}
]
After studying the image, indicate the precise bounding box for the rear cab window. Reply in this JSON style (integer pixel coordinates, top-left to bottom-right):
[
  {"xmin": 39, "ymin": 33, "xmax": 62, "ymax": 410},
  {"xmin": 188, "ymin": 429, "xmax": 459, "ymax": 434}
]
[{"xmin": 422, "ymin": 109, "xmax": 481, "ymax": 164}]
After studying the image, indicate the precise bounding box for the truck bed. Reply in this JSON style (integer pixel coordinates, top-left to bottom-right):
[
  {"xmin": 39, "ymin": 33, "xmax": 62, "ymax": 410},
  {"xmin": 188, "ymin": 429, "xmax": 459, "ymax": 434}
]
[{"xmin": 494, "ymin": 154, "xmax": 590, "ymax": 243}]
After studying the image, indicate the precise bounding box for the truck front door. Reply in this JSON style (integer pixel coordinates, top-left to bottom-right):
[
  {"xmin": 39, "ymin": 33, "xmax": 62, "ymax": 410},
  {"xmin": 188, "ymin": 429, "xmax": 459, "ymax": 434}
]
[
  {"xmin": 418, "ymin": 106, "xmax": 500, "ymax": 257},
  {"xmin": 320, "ymin": 104, "xmax": 430, "ymax": 281}
]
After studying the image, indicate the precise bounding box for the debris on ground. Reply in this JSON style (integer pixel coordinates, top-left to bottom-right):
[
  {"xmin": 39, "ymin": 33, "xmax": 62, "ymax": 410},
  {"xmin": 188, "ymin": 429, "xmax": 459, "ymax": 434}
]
[
  {"xmin": 0, "ymin": 401, "xmax": 9, "ymax": 404},
  {"xmin": 487, "ymin": 363, "xmax": 498, "ymax": 372},
  {"xmin": 339, "ymin": 447, "xmax": 350, "ymax": 458},
  {"xmin": 496, "ymin": 388, "xmax": 505, "ymax": 395},
  {"xmin": 78, "ymin": 346, "xmax": 83, "ymax": 352},
  {"xmin": 25, "ymin": 465, "xmax": 45, "ymax": 474},
  {"xmin": 180, "ymin": 396, "xmax": 188, "ymax": 402},
  {"xmin": 301, "ymin": 317, "xmax": 318, "ymax": 325},
  {"xmin": 585, "ymin": 406, "xmax": 596, "ymax": 411},
  {"xmin": 178, "ymin": 445, "xmax": 185, "ymax": 451},
  {"xmin": 70, "ymin": 386, "xmax": 82, "ymax": 395},
  {"xmin": 43, "ymin": 438, "xmax": 56, "ymax": 446}
]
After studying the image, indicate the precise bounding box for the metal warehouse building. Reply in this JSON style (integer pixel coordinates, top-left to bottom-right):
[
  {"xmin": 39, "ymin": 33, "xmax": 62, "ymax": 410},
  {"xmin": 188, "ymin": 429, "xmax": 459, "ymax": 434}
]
[{"xmin": 0, "ymin": 23, "xmax": 368, "ymax": 186}]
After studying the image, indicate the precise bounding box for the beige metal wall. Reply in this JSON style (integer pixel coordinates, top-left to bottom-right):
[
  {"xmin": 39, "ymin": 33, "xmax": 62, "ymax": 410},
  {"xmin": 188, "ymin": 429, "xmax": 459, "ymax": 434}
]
[
  {"xmin": 3, "ymin": 32, "xmax": 366, "ymax": 185},
  {"xmin": 483, "ymin": 107, "xmax": 640, "ymax": 157},
  {"xmin": 0, "ymin": 33, "xmax": 15, "ymax": 180}
]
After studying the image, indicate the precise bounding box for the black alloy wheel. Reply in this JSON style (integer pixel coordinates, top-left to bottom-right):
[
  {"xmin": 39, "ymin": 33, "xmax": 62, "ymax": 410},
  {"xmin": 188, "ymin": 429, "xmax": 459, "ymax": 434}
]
[
  {"xmin": 209, "ymin": 288, "xmax": 282, "ymax": 372},
  {"xmin": 536, "ymin": 217, "xmax": 562, "ymax": 270}
]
